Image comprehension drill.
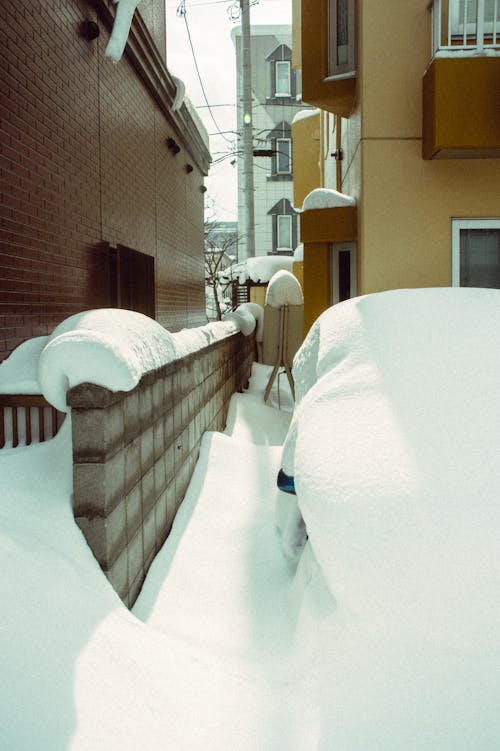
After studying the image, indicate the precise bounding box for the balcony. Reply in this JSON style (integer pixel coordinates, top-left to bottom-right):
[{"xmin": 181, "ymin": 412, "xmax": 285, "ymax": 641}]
[{"xmin": 423, "ymin": 0, "xmax": 500, "ymax": 159}]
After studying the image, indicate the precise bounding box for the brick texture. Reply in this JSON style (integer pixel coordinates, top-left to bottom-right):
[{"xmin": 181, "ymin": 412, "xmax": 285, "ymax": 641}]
[{"xmin": 0, "ymin": 0, "xmax": 207, "ymax": 362}]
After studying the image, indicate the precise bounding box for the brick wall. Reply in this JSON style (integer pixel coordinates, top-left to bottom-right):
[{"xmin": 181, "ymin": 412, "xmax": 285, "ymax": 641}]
[
  {"xmin": 0, "ymin": 0, "xmax": 209, "ymax": 361},
  {"xmin": 68, "ymin": 331, "xmax": 255, "ymax": 607}
]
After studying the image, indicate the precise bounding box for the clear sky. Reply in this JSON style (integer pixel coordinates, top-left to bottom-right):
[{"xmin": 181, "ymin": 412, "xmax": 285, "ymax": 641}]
[{"xmin": 165, "ymin": 0, "xmax": 292, "ymax": 222}]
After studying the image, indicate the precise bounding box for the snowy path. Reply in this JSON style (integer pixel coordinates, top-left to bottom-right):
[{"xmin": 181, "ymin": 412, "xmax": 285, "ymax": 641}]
[{"xmin": 0, "ymin": 366, "xmax": 317, "ymax": 751}]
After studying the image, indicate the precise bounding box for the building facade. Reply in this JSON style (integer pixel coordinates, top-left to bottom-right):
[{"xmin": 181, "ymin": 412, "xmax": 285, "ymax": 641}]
[
  {"xmin": 0, "ymin": 0, "xmax": 211, "ymax": 361},
  {"xmin": 292, "ymin": 0, "xmax": 500, "ymax": 332},
  {"xmin": 232, "ymin": 24, "xmax": 312, "ymax": 260}
]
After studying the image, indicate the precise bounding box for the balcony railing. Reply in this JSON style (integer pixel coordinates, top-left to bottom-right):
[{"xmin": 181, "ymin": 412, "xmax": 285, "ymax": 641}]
[{"xmin": 429, "ymin": 0, "xmax": 500, "ymax": 56}]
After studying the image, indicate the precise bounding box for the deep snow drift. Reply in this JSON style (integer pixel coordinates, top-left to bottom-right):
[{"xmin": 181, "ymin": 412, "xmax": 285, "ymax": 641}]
[
  {"xmin": 0, "ymin": 363, "xmax": 316, "ymax": 751},
  {"xmin": 282, "ymin": 287, "xmax": 500, "ymax": 749},
  {"xmin": 1, "ymin": 289, "xmax": 500, "ymax": 750}
]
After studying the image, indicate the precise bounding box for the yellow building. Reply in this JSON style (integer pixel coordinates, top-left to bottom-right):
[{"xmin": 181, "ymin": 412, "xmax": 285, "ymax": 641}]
[{"xmin": 292, "ymin": 0, "xmax": 500, "ymax": 332}]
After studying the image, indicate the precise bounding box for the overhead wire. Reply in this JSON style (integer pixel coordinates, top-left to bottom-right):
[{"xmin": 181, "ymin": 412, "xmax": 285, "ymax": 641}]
[{"xmin": 176, "ymin": 0, "xmax": 234, "ymax": 147}]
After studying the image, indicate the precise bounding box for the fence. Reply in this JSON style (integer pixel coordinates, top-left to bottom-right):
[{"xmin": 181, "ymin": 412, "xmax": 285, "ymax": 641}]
[{"xmin": 0, "ymin": 395, "xmax": 65, "ymax": 449}]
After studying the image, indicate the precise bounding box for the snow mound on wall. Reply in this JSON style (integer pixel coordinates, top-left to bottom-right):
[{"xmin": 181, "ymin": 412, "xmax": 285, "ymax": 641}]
[
  {"xmin": 281, "ymin": 287, "xmax": 500, "ymax": 746},
  {"xmin": 265, "ymin": 270, "xmax": 304, "ymax": 308},
  {"xmin": 0, "ymin": 336, "xmax": 48, "ymax": 394},
  {"xmin": 105, "ymin": 0, "xmax": 141, "ymax": 62},
  {"xmin": 39, "ymin": 309, "xmax": 179, "ymax": 411},
  {"xmin": 293, "ymin": 243, "xmax": 304, "ymax": 262},
  {"xmin": 291, "ymin": 108, "xmax": 320, "ymax": 124},
  {"xmin": 220, "ymin": 256, "xmax": 294, "ymax": 285},
  {"xmin": 302, "ymin": 188, "xmax": 356, "ymax": 211},
  {"xmin": 33, "ymin": 308, "xmax": 261, "ymax": 411}
]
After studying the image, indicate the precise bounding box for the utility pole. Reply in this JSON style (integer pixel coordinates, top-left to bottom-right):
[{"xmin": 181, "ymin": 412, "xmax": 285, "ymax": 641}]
[{"xmin": 240, "ymin": 0, "xmax": 255, "ymax": 259}]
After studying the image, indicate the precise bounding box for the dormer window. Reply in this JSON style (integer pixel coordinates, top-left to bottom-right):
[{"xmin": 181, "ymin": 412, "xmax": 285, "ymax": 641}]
[
  {"xmin": 266, "ymin": 122, "xmax": 293, "ymax": 180},
  {"xmin": 267, "ymin": 44, "xmax": 296, "ymax": 101},
  {"xmin": 275, "ymin": 60, "xmax": 291, "ymax": 96},
  {"xmin": 268, "ymin": 198, "xmax": 298, "ymax": 254}
]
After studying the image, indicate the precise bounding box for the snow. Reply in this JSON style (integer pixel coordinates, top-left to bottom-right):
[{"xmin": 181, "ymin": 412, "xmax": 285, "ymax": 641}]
[
  {"xmin": 0, "ymin": 363, "xmax": 319, "ymax": 751},
  {"xmin": 301, "ymin": 187, "xmax": 356, "ymax": 211},
  {"xmin": 294, "ymin": 243, "xmax": 304, "ymax": 262},
  {"xmin": 219, "ymin": 255, "xmax": 294, "ymax": 285},
  {"xmin": 292, "ymin": 108, "xmax": 320, "ymax": 124},
  {"xmin": 0, "ymin": 336, "xmax": 48, "ymax": 394},
  {"xmin": 1, "ymin": 308, "xmax": 260, "ymax": 411},
  {"xmin": 2, "ymin": 289, "xmax": 500, "ymax": 749},
  {"xmin": 105, "ymin": 0, "xmax": 140, "ymax": 62},
  {"xmin": 265, "ymin": 269, "xmax": 304, "ymax": 308},
  {"xmin": 281, "ymin": 287, "xmax": 500, "ymax": 748}
]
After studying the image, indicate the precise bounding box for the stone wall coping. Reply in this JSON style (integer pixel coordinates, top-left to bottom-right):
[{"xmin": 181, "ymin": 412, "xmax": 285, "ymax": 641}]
[{"xmin": 67, "ymin": 330, "xmax": 246, "ymax": 409}]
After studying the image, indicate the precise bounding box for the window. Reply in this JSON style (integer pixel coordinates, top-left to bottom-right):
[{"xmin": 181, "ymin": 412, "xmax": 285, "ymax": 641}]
[
  {"xmin": 452, "ymin": 219, "xmax": 500, "ymax": 288},
  {"xmin": 327, "ymin": 0, "xmax": 356, "ymax": 78},
  {"xmin": 275, "ymin": 60, "xmax": 291, "ymax": 96},
  {"xmin": 267, "ymin": 45, "xmax": 295, "ymax": 101},
  {"xmin": 277, "ymin": 215, "xmax": 292, "ymax": 250},
  {"xmin": 331, "ymin": 242, "xmax": 357, "ymax": 304},
  {"xmin": 276, "ymin": 138, "xmax": 292, "ymax": 174},
  {"xmin": 104, "ymin": 243, "xmax": 156, "ymax": 318},
  {"xmin": 269, "ymin": 198, "xmax": 297, "ymax": 253}
]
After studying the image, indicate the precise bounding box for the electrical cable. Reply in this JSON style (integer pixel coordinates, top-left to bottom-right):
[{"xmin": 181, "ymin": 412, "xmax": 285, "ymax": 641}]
[{"xmin": 176, "ymin": 0, "xmax": 235, "ymax": 147}]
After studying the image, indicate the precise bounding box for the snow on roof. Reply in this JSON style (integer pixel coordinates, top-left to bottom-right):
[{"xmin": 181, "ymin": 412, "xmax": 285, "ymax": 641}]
[
  {"xmin": 219, "ymin": 255, "xmax": 294, "ymax": 285},
  {"xmin": 302, "ymin": 188, "xmax": 356, "ymax": 212},
  {"xmin": 265, "ymin": 270, "xmax": 304, "ymax": 308},
  {"xmin": 293, "ymin": 243, "xmax": 304, "ymax": 262},
  {"xmin": 0, "ymin": 308, "xmax": 264, "ymax": 411},
  {"xmin": 291, "ymin": 109, "xmax": 320, "ymax": 125}
]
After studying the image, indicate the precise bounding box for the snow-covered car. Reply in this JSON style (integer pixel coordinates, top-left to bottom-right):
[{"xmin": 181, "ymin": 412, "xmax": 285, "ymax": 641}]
[{"xmin": 279, "ymin": 288, "xmax": 500, "ymax": 749}]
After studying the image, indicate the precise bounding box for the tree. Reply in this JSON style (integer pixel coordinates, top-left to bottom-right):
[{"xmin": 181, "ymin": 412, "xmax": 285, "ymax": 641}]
[{"xmin": 204, "ymin": 217, "xmax": 239, "ymax": 321}]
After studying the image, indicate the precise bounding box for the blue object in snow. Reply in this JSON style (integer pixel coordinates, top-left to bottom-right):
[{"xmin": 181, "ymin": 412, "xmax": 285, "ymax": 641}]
[{"xmin": 277, "ymin": 469, "xmax": 296, "ymax": 495}]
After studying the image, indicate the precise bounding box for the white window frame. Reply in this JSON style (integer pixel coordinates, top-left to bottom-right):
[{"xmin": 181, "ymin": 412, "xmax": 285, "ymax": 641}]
[
  {"xmin": 451, "ymin": 218, "xmax": 500, "ymax": 286},
  {"xmin": 276, "ymin": 137, "xmax": 292, "ymax": 174},
  {"xmin": 277, "ymin": 214, "xmax": 293, "ymax": 250},
  {"xmin": 327, "ymin": 0, "xmax": 356, "ymax": 79},
  {"xmin": 331, "ymin": 241, "xmax": 357, "ymax": 304},
  {"xmin": 275, "ymin": 60, "xmax": 291, "ymax": 97}
]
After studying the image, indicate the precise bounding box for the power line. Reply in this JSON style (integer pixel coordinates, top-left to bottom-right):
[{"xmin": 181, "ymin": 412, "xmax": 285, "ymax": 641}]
[{"xmin": 176, "ymin": 0, "xmax": 234, "ymax": 147}]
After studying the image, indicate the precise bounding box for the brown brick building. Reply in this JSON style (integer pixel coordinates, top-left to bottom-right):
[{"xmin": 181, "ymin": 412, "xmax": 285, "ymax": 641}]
[{"xmin": 0, "ymin": 0, "xmax": 211, "ymax": 362}]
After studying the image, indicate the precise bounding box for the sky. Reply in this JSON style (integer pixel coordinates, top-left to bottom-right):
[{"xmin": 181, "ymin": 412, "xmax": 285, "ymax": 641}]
[{"xmin": 164, "ymin": 0, "xmax": 292, "ymax": 221}]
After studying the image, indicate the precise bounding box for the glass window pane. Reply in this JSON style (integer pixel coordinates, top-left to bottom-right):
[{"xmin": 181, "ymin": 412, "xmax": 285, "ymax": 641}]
[
  {"xmin": 277, "ymin": 139, "xmax": 291, "ymax": 173},
  {"xmin": 337, "ymin": 0, "xmax": 349, "ymax": 65},
  {"xmin": 276, "ymin": 62, "xmax": 290, "ymax": 95},
  {"xmin": 277, "ymin": 215, "xmax": 291, "ymax": 248},
  {"xmin": 460, "ymin": 228, "xmax": 500, "ymax": 287}
]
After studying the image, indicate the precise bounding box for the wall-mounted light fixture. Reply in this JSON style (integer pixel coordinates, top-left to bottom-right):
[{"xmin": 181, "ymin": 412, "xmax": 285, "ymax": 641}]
[
  {"xmin": 81, "ymin": 20, "xmax": 100, "ymax": 41},
  {"xmin": 166, "ymin": 137, "xmax": 180, "ymax": 155},
  {"xmin": 185, "ymin": 164, "xmax": 193, "ymax": 173}
]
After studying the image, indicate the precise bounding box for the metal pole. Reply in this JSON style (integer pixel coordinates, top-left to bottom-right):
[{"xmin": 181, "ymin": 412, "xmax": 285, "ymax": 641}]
[{"xmin": 240, "ymin": 0, "xmax": 255, "ymax": 259}]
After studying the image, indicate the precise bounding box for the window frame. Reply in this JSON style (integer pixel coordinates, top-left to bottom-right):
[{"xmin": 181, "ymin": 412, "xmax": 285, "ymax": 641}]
[
  {"xmin": 275, "ymin": 60, "xmax": 292, "ymax": 97},
  {"xmin": 451, "ymin": 218, "xmax": 500, "ymax": 287},
  {"xmin": 330, "ymin": 241, "xmax": 357, "ymax": 304},
  {"xmin": 327, "ymin": 0, "xmax": 356, "ymax": 79},
  {"xmin": 277, "ymin": 214, "xmax": 293, "ymax": 251},
  {"xmin": 276, "ymin": 137, "xmax": 292, "ymax": 174}
]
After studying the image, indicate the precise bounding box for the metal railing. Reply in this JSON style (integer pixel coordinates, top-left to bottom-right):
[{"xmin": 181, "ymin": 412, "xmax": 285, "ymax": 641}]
[
  {"xmin": 0, "ymin": 395, "xmax": 65, "ymax": 449},
  {"xmin": 429, "ymin": 0, "xmax": 500, "ymax": 55}
]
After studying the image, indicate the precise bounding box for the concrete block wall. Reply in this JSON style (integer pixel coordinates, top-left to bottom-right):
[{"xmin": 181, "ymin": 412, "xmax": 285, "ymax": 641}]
[{"xmin": 68, "ymin": 332, "xmax": 255, "ymax": 607}]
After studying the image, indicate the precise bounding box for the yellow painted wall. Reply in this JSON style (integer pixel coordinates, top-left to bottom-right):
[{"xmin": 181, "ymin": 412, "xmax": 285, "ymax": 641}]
[
  {"xmin": 295, "ymin": 0, "xmax": 500, "ymax": 330},
  {"xmin": 292, "ymin": 112, "xmax": 321, "ymax": 208},
  {"xmin": 359, "ymin": 139, "xmax": 500, "ymax": 294}
]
